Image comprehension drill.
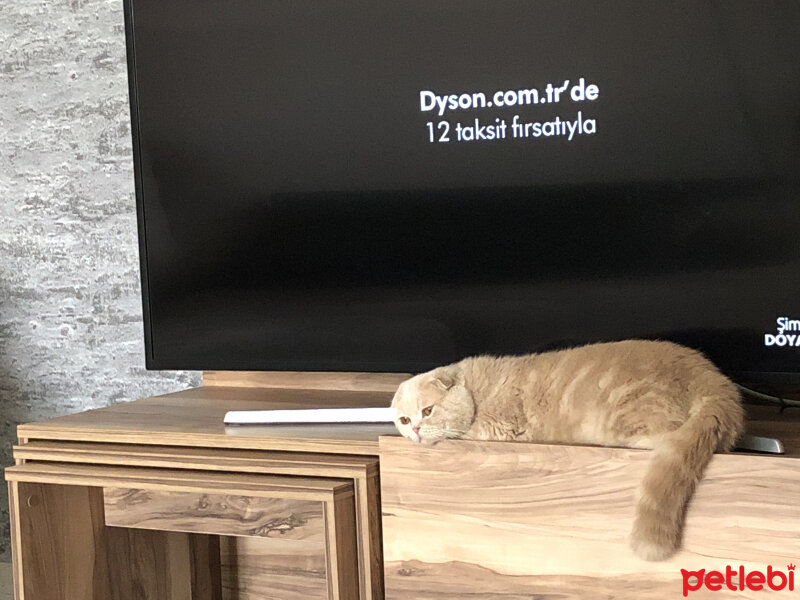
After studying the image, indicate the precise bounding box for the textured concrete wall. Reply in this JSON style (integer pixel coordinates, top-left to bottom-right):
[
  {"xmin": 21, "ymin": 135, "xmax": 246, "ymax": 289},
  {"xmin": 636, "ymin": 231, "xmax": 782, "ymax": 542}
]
[{"xmin": 0, "ymin": 0, "xmax": 202, "ymax": 561}]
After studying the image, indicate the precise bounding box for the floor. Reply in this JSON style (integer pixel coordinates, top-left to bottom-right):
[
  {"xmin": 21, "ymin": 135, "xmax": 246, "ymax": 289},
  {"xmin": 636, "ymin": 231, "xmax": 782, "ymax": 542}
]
[{"xmin": 0, "ymin": 563, "xmax": 11, "ymax": 600}]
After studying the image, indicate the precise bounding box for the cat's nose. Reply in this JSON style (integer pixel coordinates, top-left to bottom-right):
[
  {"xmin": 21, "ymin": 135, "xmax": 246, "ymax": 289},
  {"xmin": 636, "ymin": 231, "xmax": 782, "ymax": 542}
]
[{"xmin": 412, "ymin": 425, "xmax": 420, "ymax": 434}]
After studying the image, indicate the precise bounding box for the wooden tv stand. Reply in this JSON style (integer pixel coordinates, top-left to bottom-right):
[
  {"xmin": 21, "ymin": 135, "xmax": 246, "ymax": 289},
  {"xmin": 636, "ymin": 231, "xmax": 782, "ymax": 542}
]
[{"xmin": 6, "ymin": 372, "xmax": 800, "ymax": 600}]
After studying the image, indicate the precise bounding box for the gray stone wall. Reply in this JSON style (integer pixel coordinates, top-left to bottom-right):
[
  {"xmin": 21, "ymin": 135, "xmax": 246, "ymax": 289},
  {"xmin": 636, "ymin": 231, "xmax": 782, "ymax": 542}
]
[{"xmin": 0, "ymin": 0, "xmax": 201, "ymax": 561}]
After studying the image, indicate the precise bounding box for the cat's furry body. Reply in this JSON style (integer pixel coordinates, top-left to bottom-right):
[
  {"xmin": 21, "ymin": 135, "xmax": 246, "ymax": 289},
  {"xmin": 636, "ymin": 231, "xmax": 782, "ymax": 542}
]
[{"xmin": 391, "ymin": 340, "xmax": 744, "ymax": 561}]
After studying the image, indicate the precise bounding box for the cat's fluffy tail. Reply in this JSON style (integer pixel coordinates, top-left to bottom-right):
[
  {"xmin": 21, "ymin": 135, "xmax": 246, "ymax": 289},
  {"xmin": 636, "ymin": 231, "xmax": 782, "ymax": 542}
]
[{"xmin": 630, "ymin": 380, "xmax": 744, "ymax": 561}]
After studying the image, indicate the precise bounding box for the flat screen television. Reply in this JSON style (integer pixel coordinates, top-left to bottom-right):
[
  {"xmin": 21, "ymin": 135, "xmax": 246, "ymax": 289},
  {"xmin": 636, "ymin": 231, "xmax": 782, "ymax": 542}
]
[{"xmin": 124, "ymin": 0, "xmax": 800, "ymax": 384}]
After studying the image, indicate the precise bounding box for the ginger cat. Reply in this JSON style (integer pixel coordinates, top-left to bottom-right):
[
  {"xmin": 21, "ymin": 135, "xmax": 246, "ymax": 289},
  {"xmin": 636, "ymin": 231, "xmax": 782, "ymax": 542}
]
[{"xmin": 391, "ymin": 340, "xmax": 744, "ymax": 561}]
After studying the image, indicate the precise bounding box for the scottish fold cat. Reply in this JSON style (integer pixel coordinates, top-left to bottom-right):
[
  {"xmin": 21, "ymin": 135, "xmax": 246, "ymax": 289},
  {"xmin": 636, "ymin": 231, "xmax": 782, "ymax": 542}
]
[{"xmin": 391, "ymin": 340, "xmax": 743, "ymax": 561}]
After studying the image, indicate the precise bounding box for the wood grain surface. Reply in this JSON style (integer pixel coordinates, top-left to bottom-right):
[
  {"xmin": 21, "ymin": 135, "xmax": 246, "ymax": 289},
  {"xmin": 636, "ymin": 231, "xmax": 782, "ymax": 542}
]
[
  {"xmin": 360, "ymin": 472, "xmax": 384, "ymax": 600},
  {"xmin": 220, "ymin": 535, "xmax": 328, "ymax": 600},
  {"xmin": 204, "ymin": 371, "xmax": 408, "ymax": 392},
  {"xmin": 380, "ymin": 436, "xmax": 800, "ymax": 600},
  {"xmin": 325, "ymin": 495, "xmax": 360, "ymax": 600},
  {"xmin": 6, "ymin": 462, "xmax": 353, "ymax": 502},
  {"xmin": 16, "ymin": 386, "xmax": 397, "ymax": 454},
  {"xmin": 104, "ymin": 488, "xmax": 324, "ymax": 539},
  {"xmin": 9, "ymin": 481, "xmax": 220, "ymax": 600},
  {"xmin": 12, "ymin": 441, "xmax": 379, "ymax": 478},
  {"xmin": 15, "ymin": 388, "xmax": 800, "ymax": 457},
  {"xmin": 11, "ymin": 441, "xmax": 382, "ymax": 600},
  {"xmin": 12, "ymin": 383, "xmax": 797, "ymax": 600},
  {"xmin": 104, "ymin": 528, "xmax": 222, "ymax": 600},
  {"xmin": 7, "ymin": 463, "xmax": 361, "ymax": 600}
]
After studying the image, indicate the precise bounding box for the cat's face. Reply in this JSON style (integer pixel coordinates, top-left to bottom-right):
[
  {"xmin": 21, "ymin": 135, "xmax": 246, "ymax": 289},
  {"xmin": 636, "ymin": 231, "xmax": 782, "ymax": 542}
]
[{"xmin": 391, "ymin": 368, "xmax": 475, "ymax": 445}]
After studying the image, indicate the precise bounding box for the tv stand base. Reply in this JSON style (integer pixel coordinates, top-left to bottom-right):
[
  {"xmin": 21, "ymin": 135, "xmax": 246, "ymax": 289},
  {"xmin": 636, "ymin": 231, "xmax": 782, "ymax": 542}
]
[{"xmin": 5, "ymin": 377, "xmax": 800, "ymax": 600}]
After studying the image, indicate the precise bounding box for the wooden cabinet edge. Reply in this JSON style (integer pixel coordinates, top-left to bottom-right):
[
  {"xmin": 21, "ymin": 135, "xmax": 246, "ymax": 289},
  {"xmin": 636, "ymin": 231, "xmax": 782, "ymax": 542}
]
[{"xmin": 324, "ymin": 495, "xmax": 360, "ymax": 600}]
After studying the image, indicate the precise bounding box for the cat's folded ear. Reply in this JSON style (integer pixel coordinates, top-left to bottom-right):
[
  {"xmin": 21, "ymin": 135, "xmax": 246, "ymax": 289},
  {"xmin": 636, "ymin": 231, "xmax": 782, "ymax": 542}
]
[{"xmin": 428, "ymin": 368, "xmax": 458, "ymax": 391}]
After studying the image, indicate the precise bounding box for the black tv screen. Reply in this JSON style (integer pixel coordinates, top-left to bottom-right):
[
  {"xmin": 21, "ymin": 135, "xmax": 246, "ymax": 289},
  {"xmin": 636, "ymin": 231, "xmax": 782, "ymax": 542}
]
[{"xmin": 125, "ymin": 0, "xmax": 800, "ymax": 382}]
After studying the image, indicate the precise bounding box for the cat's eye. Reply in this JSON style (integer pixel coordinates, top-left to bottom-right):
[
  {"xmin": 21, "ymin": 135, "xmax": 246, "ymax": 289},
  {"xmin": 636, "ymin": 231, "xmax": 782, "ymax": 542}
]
[
  {"xmin": 399, "ymin": 416, "xmax": 411, "ymax": 425},
  {"xmin": 421, "ymin": 406, "xmax": 433, "ymax": 417}
]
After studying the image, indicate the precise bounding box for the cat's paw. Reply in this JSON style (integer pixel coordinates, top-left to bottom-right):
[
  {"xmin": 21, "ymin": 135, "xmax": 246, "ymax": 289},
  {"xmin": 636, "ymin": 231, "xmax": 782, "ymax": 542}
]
[
  {"xmin": 418, "ymin": 436, "xmax": 442, "ymax": 447},
  {"xmin": 629, "ymin": 519, "xmax": 680, "ymax": 561}
]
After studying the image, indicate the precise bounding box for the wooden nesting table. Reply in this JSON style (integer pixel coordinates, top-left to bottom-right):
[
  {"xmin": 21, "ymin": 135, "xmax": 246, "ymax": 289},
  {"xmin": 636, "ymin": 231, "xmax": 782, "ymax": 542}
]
[
  {"xmin": 7, "ymin": 371, "xmax": 800, "ymax": 600},
  {"xmin": 6, "ymin": 374, "xmax": 402, "ymax": 600}
]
